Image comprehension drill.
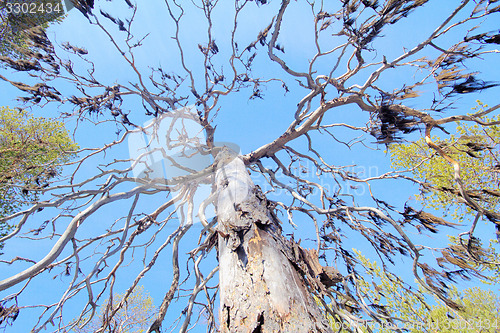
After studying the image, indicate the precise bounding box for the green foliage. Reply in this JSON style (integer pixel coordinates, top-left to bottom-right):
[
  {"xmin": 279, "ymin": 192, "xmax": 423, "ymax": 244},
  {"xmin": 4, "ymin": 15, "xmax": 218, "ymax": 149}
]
[
  {"xmin": 0, "ymin": 0, "xmax": 65, "ymax": 58},
  {"xmin": 389, "ymin": 101, "xmax": 500, "ymax": 221},
  {"xmin": 349, "ymin": 249, "xmax": 429, "ymax": 332},
  {"xmin": 327, "ymin": 250, "xmax": 500, "ymax": 333},
  {"xmin": 0, "ymin": 106, "xmax": 77, "ymax": 248},
  {"xmin": 426, "ymin": 287, "xmax": 500, "ymax": 333},
  {"xmin": 374, "ymin": 101, "xmax": 500, "ymax": 331},
  {"xmin": 72, "ymin": 286, "xmax": 156, "ymax": 333}
]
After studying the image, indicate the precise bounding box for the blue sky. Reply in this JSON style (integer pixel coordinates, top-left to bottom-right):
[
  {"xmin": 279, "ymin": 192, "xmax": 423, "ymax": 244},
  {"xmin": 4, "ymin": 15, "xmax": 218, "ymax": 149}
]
[{"xmin": 1, "ymin": 0, "xmax": 500, "ymax": 331}]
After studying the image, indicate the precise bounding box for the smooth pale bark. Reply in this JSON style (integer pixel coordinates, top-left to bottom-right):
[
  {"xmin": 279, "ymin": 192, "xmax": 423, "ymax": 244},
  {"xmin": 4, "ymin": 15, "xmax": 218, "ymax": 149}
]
[{"xmin": 215, "ymin": 150, "xmax": 332, "ymax": 332}]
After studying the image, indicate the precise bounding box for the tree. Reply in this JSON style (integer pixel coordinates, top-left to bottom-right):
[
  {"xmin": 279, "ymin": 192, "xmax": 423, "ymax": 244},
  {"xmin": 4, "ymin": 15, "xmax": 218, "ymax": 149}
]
[
  {"xmin": 0, "ymin": 0, "xmax": 66, "ymax": 58},
  {"xmin": 0, "ymin": 106, "xmax": 77, "ymax": 251},
  {"xmin": 390, "ymin": 101, "xmax": 500, "ymax": 228},
  {"xmin": 0, "ymin": 0, "xmax": 499, "ymax": 332},
  {"xmin": 335, "ymin": 249, "xmax": 500, "ymax": 332},
  {"xmin": 73, "ymin": 285, "xmax": 156, "ymax": 333},
  {"xmin": 427, "ymin": 287, "xmax": 500, "ymax": 333}
]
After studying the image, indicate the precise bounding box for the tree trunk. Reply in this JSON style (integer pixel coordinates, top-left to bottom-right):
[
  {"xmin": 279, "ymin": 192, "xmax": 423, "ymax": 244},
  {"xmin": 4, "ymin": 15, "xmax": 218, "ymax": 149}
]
[{"xmin": 215, "ymin": 151, "xmax": 332, "ymax": 332}]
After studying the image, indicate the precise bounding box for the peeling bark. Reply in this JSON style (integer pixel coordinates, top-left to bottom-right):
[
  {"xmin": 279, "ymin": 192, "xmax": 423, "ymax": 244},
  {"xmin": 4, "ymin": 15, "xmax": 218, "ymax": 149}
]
[{"xmin": 215, "ymin": 150, "xmax": 332, "ymax": 333}]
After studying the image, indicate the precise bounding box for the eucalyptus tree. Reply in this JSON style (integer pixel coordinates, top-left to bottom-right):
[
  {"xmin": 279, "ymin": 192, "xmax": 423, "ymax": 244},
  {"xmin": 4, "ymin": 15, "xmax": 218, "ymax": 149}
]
[
  {"xmin": 0, "ymin": 106, "xmax": 77, "ymax": 251},
  {"xmin": 73, "ymin": 285, "xmax": 156, "ymax": 333},
  {"xmin": 0, "ymin": 1, "xmax": 499, "ymax": 332}
]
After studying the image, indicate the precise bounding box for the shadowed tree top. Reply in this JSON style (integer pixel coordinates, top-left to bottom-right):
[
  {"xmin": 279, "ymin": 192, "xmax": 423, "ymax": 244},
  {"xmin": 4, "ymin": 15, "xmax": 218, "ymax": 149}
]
[{"xmin": 0, "ymin": 0, "xmax": 66, "ymax": 59}]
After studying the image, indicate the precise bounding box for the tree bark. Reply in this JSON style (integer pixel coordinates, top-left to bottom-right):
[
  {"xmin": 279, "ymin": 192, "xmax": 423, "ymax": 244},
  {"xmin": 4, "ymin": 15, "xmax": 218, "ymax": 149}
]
[{"xmin": 215, "ymin": 150, "xmax": 332, "ymax": 332}]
